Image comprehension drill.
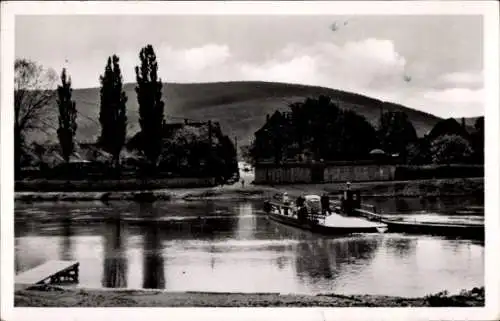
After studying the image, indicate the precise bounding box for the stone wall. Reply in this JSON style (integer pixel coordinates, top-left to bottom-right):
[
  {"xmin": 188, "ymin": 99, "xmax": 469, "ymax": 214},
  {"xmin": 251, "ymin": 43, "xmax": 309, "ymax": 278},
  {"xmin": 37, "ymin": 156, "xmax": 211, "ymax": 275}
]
[
  {"xmin": 162, "ymin": 177, "xmax": 217, "ymax": 187},
  {"xmin": 254, "ymin": 166, "xmax": 311, "ymax": 184},
  {"xmin": 324, "ymin": 164, "xmax": 395, "ymax": 182},
  {"xmin": 254, "ymin": 163, "xmax": 396, "ymax": 184}
]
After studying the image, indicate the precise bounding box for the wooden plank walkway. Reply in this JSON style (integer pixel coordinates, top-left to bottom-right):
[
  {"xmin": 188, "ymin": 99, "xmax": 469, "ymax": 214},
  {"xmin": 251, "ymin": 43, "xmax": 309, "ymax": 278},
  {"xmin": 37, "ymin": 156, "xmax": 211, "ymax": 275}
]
[
  {"xmin": 15, "ymin": 260, "xmax": 79, "ymax": 288},
  {"xmin": 354, "ymin": 208, "xmax": 387, "ymax": 221}
]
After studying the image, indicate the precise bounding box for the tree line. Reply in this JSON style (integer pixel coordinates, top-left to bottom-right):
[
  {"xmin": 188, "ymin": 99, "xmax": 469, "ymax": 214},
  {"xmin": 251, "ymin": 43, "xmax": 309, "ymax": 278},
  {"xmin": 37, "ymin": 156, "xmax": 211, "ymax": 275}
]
[
  {"xmin": 248, "ymin": 95, "xmax": 484, "ymax": 166},
  {"xmin": 14, "ymin": 44, "xmax": 238, "ymax": 182}
]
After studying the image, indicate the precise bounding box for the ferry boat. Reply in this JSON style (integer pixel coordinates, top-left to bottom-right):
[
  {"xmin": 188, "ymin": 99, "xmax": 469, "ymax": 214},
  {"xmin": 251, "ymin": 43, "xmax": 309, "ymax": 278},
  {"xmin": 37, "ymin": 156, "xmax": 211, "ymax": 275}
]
[{"xmin": 263, "ymin": 194, "xmax": 387, "ymax": 235}]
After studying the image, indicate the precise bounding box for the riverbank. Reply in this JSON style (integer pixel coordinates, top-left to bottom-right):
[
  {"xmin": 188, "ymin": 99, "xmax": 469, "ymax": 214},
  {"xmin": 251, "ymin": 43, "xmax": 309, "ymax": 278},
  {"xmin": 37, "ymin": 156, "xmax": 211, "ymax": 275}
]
[
  {"xmin": 14, "ymin": 285, "xmax": 484, "ymax": 307},
  {"xmin": 273, "ymin": 177, "xmax": 484, "ymax": 198},
  {"xmin": 15, "ymin": 177, "xmax": 217, "ymax": 192},
  {"xmin": 14, "ymin": 177, "xmax": 483, "ymax": 203},
  {"xmin": 15, "ymin": 184, "xmax": 275, "ymax": 203}
]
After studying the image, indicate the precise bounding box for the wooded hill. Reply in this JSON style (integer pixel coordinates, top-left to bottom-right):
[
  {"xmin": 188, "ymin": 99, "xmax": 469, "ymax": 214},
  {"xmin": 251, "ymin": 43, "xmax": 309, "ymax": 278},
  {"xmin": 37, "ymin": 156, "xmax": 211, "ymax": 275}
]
[{"xmin": 26, "ymin": 81, "xmax": 445, "ymax": 148}]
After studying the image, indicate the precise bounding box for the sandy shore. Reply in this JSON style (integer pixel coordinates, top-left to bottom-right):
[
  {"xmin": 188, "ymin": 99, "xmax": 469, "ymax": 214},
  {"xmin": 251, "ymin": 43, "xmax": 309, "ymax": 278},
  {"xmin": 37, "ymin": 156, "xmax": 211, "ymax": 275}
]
[
  {"xmin": 14, "ymin": 177, "xmax": 483, "ymax": 203},
  {"xmin": 14, "ymin": 285, "xmax": 484, "ymax": 307}
]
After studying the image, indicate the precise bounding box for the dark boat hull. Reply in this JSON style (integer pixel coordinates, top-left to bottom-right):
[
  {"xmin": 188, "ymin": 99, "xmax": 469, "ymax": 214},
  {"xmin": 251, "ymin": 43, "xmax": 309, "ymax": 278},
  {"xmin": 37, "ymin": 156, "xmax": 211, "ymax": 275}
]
[
  {"xmin": 382, "ymin": 219, "xmax": 484, "ymax": 240},
  {"xmin": 267, "ymin": 212, "xmax": 383, "ymax": 235}
]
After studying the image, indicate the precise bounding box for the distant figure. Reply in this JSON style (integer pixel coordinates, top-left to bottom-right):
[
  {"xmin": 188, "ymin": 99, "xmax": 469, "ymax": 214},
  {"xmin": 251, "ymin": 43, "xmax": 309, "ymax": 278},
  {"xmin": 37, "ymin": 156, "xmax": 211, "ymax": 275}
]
[
  {"xmin": 344, "ymin": 181, "xmax": 354, "ymax": 216},
  {"xmin": 344, "ymin": 181, "xmax": 351, "ymax": 198},
  {"xmin": 282, "ymin": 192, "xmax": 289, "ymax": 205},
  {"xmin": 241, "ymin": 179, "xmax": 245, "ymax": 188},
  {"xmin": 282, "ymin": 192, "xmax": 290, "ymax": 216},
  {"xmin": 321, "ymin": 192, "xmax": 330, "ymax": 215},
  {"xmin": 296, "ymin": 194, "xmax": 305, "ymax": 208},
  {"xmin": 297, "ymin": 206, "xmax": 308, "ymax": 224}
]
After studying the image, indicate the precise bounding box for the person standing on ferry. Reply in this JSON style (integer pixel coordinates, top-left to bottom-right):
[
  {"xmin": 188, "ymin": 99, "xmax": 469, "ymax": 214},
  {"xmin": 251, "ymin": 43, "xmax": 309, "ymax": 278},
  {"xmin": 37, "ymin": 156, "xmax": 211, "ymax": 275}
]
[{"xmin": 282, "ymin": 192, "xmax": 290, "ymax": 215}]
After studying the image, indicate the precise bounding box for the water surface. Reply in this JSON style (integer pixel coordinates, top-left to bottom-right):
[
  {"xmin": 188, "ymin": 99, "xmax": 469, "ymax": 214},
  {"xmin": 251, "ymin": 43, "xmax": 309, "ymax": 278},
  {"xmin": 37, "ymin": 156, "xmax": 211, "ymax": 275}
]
[{"xmin": 15, "ymin": 199, "xmax": 484, "ymax": 296}]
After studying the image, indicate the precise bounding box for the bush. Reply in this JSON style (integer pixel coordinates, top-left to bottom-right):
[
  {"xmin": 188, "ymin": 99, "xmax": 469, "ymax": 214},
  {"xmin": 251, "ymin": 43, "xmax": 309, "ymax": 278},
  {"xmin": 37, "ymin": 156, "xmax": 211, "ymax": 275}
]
[
  {"xmin": 406, "ymin": 139, "xmax": 431, "ymax": 165},
  {"xmin": 425, "ymin": 287, "xmax": 484, "ymax": 307},
  {"xmin": 431, "ymin": 134, "xmax": 473, "ymax": 164}
]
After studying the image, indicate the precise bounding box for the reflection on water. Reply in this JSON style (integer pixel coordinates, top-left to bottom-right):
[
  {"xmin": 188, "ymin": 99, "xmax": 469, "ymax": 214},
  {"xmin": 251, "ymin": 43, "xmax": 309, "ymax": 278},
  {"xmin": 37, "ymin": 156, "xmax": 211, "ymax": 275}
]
[
  {"xmin": 140, "ymin": 203, "xmax": 165, "ymax": 289},
  {"xmin": 61, "ymin": 214, "xmax": 73, "ymax": 261},
  {"xmin": 236, "ymin": 203, "xmax": 256, "ymax": 240},
  {"xmin": 293, "ymin": 236, "xmax": 382, "ymax": 293},
  {"xmin": 296, "ymin": 241, "xmax": 336, "ymax": 281},
  {"xmin": 14, "ymin": 199, "xmax": 484, "ymax": 296},
  {"xmin": 384, "ymin": 237, "xmax": 416, "ymax": 257},
  {"xmin": 102, "ymin": 211, "xmax": 128, "ymax": 288}
]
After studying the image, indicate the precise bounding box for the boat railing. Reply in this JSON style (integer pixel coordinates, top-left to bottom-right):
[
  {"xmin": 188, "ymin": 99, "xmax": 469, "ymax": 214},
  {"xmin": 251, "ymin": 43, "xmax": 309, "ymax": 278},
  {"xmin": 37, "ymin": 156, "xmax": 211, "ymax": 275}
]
[
  {"xmin": 267, "ymin": 199, "xmax": 330, "ymax": 224},
  {"xmin": 309, "ymin": 211, "xmax": 328, "ymax": 224},
  {"xmin": 268, "ymin": 200, "xmax": 294, "ymax": 211},
  {"xmin": 328, "ymin": 198, "xmax": 377, "ymax": 213},
  {"xmin": 268, "ymin": 194, "xmax": 379, "ymax": 224}
]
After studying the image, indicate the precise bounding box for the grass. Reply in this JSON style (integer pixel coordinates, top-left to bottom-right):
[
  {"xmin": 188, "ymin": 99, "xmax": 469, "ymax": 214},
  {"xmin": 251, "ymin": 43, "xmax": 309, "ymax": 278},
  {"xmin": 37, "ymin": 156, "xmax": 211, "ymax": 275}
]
[
  {"xmin": 25, "ymin": 81, "xmax": 443, "ymax": 147},
  {"xmin": 14, "ymin": 285, "xmax": 484, "ymax": 307}
]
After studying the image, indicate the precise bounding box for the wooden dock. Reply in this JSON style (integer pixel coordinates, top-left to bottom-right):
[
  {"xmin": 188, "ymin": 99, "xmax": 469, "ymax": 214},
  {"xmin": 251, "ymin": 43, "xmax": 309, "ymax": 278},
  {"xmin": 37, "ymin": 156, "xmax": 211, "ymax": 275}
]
[
  {"xmin": 454, "ymin": 206, "xmax": 484, "ymax": 215},
  {"xmin": 354, "ymin": 208, "xmax": 386, "ymax": 221},
  {"xmin": 15, "ymin": 260, "xmax": 79, "ymax": 290}
]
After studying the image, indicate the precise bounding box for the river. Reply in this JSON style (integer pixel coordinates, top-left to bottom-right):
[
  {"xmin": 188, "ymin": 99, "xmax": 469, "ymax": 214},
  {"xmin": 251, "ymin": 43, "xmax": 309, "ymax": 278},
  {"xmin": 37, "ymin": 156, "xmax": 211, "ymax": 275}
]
[{"xmin": 14, "ymin": 197, "xmax": 484, "ymax": 297}]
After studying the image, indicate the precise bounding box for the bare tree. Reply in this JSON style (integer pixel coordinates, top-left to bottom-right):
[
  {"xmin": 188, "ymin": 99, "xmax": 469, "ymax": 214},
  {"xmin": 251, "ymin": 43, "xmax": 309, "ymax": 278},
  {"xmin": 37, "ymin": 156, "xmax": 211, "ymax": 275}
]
[{"xmin": 14, "ymin": 59, "xmax": 57, "ymax": 178}]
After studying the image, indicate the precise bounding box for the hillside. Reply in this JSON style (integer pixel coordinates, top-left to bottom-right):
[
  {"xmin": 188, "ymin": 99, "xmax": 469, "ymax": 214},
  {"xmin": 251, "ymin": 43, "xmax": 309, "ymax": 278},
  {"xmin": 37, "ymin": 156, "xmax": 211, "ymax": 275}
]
[
  {"xmin": 455, "ymin": 116, "xmax": 482, "ymax": 133},
  {"xmin": 26, "ymin": 81, "xmax": 443, "ymax": 148}
]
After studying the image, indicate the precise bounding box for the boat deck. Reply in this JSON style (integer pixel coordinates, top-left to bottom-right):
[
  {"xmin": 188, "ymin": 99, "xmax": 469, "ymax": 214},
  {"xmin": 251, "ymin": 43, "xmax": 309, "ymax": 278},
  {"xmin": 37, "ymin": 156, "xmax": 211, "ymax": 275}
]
[{"xmin": 322, "ymin": 212, "xmax": 386, "ymax": 229}]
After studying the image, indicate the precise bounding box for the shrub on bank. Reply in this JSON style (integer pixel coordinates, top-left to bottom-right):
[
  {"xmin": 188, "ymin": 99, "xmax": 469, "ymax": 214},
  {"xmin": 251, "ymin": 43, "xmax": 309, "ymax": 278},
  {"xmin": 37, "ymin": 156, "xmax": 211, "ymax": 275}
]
[
  {"xmin": 395, "ymin": 164, "xmax": 483, "ymax": 180},
  {"xmin": 425, "ymin": 287, "xmax": 484, "ymax": 307}
]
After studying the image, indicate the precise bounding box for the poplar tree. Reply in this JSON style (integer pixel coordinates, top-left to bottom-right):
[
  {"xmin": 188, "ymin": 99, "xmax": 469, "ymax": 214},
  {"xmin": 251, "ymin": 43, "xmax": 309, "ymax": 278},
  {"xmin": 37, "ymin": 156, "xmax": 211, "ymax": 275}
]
[
  {"xmin": 57, "ymin": 68, "xmax": 77, "ymax": 164},
  {"xmin": 99, "ymin": 55, "xmax": 128, "ymax": 168},
  {"xmin": 135, "ymin": 45, "xmax": 165, "ymax": 169}
]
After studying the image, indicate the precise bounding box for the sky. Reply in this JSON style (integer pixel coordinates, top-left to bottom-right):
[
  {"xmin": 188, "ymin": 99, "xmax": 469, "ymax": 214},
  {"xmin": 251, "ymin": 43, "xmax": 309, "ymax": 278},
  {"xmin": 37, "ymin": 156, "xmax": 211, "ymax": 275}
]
[{"xmin": 15, "ymin": 15, "xmax": 484, "ymax": 118}]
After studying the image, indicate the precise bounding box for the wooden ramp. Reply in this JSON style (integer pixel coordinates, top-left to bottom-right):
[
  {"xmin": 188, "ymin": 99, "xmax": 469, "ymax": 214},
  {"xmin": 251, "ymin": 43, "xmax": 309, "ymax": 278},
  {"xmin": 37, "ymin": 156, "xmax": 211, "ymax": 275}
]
[
  {"xmin": 354, "ymin": 208, "xmax": 386, "ymax": 221},
  {"xmin": 15, "ymin": 260, "xmax": 79, "ymax": 290}
]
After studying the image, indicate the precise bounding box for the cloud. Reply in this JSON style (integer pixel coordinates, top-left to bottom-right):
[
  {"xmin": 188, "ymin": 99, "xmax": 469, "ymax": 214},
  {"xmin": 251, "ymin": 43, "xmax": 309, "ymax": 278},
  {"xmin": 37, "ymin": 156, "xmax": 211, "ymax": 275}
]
[
  {"xmin": 344, "ymin": 38, "xmax": 406, "ymax": 67},
  {"xmin": 161, "ymin": 44, "xmax": 231, "ymax": 72},
  {"xmin": 235, "ymin": 38, "xmax": 408, "ymax": 95},
  {"xmin": 423, "ymin": 88, "xmax": 484, "ymax": 104},
  {"xmin": 438, "ymin": 71, "xmax": 483, "ymax": 87},
  {"xmin": 239, "ymin": 55, "xmax": 320, "ymax": 85},
  {"xmin": 39, "ymin": 38, "xmax": 483, "ymax": 117},
  {"xmin": 106, "ymin": 38, "xmax": 409, "ymax": 94},
  {"xmin": 408, "ymin": 88, "xmax": 484, "ymax": 118},
  {"xmin": 110, "ymin": 43, "xmax": 233, "ymax": 84}
]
